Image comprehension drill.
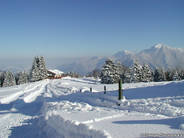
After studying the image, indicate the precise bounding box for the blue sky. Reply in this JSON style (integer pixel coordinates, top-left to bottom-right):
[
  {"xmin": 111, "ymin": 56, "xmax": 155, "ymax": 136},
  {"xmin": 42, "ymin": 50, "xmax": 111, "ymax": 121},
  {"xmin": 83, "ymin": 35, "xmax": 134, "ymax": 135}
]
[{"xmin": 0, "ymin": 0, "xmax": 183, "ymax": 58}]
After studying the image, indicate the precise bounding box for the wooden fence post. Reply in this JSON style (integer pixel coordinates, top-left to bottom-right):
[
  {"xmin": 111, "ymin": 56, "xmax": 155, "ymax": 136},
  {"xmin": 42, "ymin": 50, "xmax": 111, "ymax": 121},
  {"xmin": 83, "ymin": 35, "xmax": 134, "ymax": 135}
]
[
  {"xmin": 104, "ymin": 86, "xmax": 106, "ymax": 94},
  {"xmin": 118, "ymin": 79, "xmax": 123, "ymax": 100}
]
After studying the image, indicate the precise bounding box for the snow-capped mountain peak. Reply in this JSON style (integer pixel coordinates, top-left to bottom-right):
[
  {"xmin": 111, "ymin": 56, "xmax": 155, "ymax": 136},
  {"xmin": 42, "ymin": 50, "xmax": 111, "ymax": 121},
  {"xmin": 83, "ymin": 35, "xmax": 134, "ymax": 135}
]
[
  {"xmin": 152, "ymin": 43, "xmax": 170, "ymax": 49},
  {"xmin": 113, "ymin": 44, "xmax": 184, "ymax": 70},
  {"xmin": 55, "ymin": 43, "xmax": 184, "ymax": 75},
  {"xmin": 152, "ymin": 43, "xmax": 183, "ymax": 51},
  {"xmin": 154, "ymin": 43, "xmax": 163, "ymax": 49},
  {"xmin": 124, "ymin": 50, "xmax": 133, "ymax": 55}
]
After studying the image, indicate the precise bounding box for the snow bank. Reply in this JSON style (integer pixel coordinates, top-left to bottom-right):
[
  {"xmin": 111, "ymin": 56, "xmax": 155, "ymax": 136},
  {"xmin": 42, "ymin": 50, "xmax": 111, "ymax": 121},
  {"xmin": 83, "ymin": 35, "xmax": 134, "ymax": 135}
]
[
  {"xmin": 0, "ymin": 91, "xmax": 24, "ymax": 104},
  {"xmin": 39, "ymin": 111, "xmax": 111, "ymax": 138},
  {"xmin": 178, "ymin": 116, "xmax": 184, "ymax": 130}
]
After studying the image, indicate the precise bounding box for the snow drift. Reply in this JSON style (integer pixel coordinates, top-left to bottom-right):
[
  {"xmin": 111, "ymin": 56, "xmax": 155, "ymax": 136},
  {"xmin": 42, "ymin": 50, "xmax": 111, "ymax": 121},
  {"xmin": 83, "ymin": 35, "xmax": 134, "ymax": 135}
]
[{"xmin": 39, "ymin": 111, "xmax": 111, "ymax": 138}]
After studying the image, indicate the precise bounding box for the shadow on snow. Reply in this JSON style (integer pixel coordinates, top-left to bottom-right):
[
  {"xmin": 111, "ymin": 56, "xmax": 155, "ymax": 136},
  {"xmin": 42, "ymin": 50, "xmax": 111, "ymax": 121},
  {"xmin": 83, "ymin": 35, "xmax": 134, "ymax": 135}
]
[
  {"xmin": 112, "ymin": 116, "xmax": 184, "ymax": 130},
  {"xmin": 0, "ymin": 95, "xmax": 45, "ymax": 138}
]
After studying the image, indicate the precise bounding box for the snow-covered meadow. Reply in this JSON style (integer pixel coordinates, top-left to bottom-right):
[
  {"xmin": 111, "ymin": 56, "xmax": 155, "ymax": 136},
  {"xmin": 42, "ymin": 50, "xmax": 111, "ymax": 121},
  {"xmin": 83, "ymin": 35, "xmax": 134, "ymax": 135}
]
[{"xmin": 0, "ymin": 77, "xmax": 184, "ymax": 138}]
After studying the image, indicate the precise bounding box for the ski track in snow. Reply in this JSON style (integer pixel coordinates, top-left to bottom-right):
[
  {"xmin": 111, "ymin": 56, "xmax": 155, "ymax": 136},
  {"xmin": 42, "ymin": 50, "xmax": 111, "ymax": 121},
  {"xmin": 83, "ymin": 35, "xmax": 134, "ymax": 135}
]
[
  {"xmin": 0, "ymin": 78, "xmax": 184, "ymax": 138},
  {"xmin": 0, "ymin": 81, "xmax": 44, "ymax": 104},
  {"xmin": 23, "ymin": 81, "xmax": 48, "ymax": 103}
]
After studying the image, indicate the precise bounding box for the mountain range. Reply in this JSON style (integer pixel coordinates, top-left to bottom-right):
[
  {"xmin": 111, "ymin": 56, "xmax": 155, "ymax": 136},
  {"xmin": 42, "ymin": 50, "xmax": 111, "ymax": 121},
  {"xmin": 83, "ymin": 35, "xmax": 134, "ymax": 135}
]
[
  {"xmin": 58, "ymin": 44, "xmax": 184, "ymax": 75},
  {"xmin": 1, "ymin": 44, "xmax": 183, "ymax": 75}
]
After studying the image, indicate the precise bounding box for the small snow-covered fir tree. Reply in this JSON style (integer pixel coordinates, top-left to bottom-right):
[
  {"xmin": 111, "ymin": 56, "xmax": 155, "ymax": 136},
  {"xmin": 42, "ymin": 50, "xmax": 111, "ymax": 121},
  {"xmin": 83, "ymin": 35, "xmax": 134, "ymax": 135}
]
[
  {"xmin": 141, "ymin": 64, "xmax": 153, "ymax": 82},
  {"xmin": 165, "ymin": 70, "xmax": 173, "ymax": 81},
  {"xmin": 172, "ymin": 70, "xmax": 180, "ymax": 81},
  {"xmin": 130, "ymin": 61, "xmax": 142, "ymax": 83},
  {"xmin": 39, "ymin": 56, "xmax": 48, "ymax": 80},
  {"xmin": 178, "ymin": 70, "xmax": 184, "ymax": 80},
  {"xmin": 100, "ymin": 59, "xmax": 121, "ymax": 84},
  {"xmin": 100, "ymin": 59, "xmax": 114, "ymax": 84},
  {"xmin": 30, "ymin": 56, "xmax": 48, "ymax": 82},
  {"xmin": 116, "ymin": 62, "xmax": 127, "ymax": 82},
  {"xmin": 0, "ymin": 72, "xmax": 3, "ymax": 87},
  {"xmin": 16, "ymin": 71, "xmax": 29, "ymax": 85},
  {"xmin": 2, "ymin": 71, "xmax": 16, "ymax": 87},
  {"xmin": 30, "ymin": 57, "xmax": 40, "ymax": 82},
  {"xmin": 154, "ymin": 68, "xmax": 166, "ymax": 82},
  {"xmin": 124, "ymin": 68, "xmax": 131, "ymax": 83}
]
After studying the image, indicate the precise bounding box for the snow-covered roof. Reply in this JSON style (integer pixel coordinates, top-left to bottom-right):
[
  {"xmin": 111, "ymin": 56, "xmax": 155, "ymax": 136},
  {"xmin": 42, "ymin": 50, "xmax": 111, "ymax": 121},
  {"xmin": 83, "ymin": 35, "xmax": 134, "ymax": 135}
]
[{"xmin": 48, "ymin": 69, "xmax": 64, "ymax": 75}]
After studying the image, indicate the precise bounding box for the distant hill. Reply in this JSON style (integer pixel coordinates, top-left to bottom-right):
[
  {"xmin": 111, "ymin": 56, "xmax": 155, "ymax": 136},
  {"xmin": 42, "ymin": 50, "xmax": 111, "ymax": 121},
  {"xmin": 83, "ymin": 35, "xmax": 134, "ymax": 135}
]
[
  {"xmin": 113, "ymin": 43, "xmax": 184, "ymax": 70},
  {"xmin": 58, "ymin": 44, "xmax": 184, "ymax": 75},
  {"xmin": 57, "ymin": 57, "xmax": 107, "ymax": 75}
]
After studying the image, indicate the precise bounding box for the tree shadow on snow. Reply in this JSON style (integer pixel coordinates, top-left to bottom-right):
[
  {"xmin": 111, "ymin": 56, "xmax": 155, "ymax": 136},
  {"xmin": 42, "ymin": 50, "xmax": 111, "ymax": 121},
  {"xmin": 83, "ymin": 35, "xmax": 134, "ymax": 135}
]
[
  {"xmin": 43, "ymin": 88, "xmax": 137, "ymax": 112},
  {"xmin": 9, "ymin": 118, "xmax": 47, "ymax": 138},
  {"xmin": 44, "ymin": 81, "xmax": 184, "ymax": 109},
  {"xmin": 123, "ymin": 81, "xmax": 184, "ymax": 99},
  {"xmin": 69, "ymin": 78, "xmax": 98, "ymax": 85},
  {"xmin": 0, "ymin": 96, "xmax": 44, "ymax": 116},
  {"xmin": 0, "ymin": 103, "xmax": 14, "ymax": 112},
  {"xmin": 0, "ymin": 96, "xmax": 45, "ymax": 138}
]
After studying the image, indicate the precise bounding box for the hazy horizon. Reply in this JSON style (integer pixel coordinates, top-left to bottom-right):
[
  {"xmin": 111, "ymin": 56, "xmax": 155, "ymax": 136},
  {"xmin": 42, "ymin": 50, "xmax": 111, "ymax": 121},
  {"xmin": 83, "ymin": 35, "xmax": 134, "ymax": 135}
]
[{"xmin": 0, "ymin": 43, "xmax": 184, "ymax": 74}]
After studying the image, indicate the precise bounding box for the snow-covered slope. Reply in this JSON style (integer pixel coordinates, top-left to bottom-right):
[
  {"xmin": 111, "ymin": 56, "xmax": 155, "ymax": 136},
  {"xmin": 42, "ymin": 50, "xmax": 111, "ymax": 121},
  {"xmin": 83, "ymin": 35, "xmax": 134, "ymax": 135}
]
[
  {"xmin": 112, "ymin": 50, "xmax": 136, "ymax": 66},
  {"xmin": 138, "ymin": 44, "xmax": 184, "ymax": 69},
  {"xmin": 0, "ymin": 78, "xmax": 183, "ymax": 138}
]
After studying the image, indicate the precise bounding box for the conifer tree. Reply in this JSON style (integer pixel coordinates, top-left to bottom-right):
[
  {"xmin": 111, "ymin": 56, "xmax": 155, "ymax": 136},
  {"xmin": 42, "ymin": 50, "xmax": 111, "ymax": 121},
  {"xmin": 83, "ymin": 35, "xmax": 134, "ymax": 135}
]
[
  {"xmin": 2, "ymin": 71, "xmax": 16, "ymax": 87},
  {"xmin": 154, "ymin": 68, "xmax": 166, "ymax": 82},
  {"xmin": 39, "ymin": 56, "xmax": 48, "ymax": 80},
  {"xmin": 130, "ymin": 61, "xmax": 142, "ymax": 83},
  {"xmin": 178, "ymin": 70, "xmax": 184, "ymax": 80},
  {"xmin": 0, "ymin": 72, "xmax": 3, "ymax": 87},
  {"xmin": 30, "ymin": 57, "xmax": 40, "ymax": 82},
  {"xmin": 100, "ymin": 59, "xmax": 121, "ymax": 84},
  {"xmin": 30, "ymin": 56, "xmax": 48, "ymax": 82},
  {"xmin": 116, "ymin": 62, "xmax": 127, "ymax": 82},
  {"xmin": 124, "ymin": 68, "xmax": 131, "ymax": 83},
  {"xmin": 165, "ymin": 70, "xmax": 173, "ymax": 81},
  {"xmin": 172, "ymin": 70, "xmax": 180, "ymax": 81},
  {"xmin": 142, "ymin": 64, "xmax": 153, "ymax": 82},
  {"xmin": 16, "ymin": 71, "xmax": 29, "ymax": 85}
]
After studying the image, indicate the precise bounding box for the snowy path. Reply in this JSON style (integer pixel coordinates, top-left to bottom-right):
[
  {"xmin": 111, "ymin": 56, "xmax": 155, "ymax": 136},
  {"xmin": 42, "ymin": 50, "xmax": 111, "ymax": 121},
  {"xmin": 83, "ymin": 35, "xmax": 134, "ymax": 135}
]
[
  {"xmin": 0, "ymin": 80, "xmax": 49, "ymax": 138},
  {"xmin": 0, "ymin": 78, "xmax": 184, "ymax": 138}
]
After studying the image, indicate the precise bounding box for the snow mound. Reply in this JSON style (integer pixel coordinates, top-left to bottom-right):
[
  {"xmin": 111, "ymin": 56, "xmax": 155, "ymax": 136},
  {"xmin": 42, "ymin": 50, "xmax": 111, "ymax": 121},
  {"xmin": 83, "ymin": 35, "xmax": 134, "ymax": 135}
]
[
  {"xmin": 43, "ymin": 101, "xmax": 95, "ymax": 113},
  {"xmin": 39, "ymin": 112, "xmax": 111, "ymax": 138},
  {"xmin": 178, "ymin": 116, "xmax": 184, "ymax": 130}
]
